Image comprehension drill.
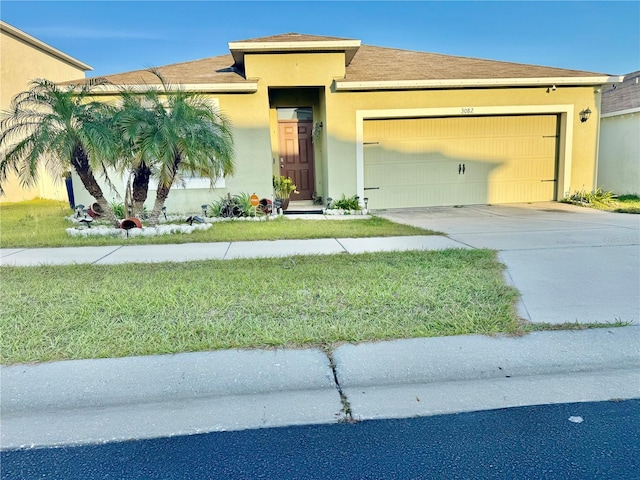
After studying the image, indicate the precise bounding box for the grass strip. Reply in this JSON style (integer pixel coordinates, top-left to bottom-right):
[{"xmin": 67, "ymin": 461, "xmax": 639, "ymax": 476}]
[
  {"xmin": 0, "ymin": 249, "xmax": 520, "ymax": 364},
  {"xmin": 523, "ymin": 320, "xmax": 633, "ymax": 332},
  {"xmin": 0, "ymin": 199, "xmax": 436, "ymax": 248},
  {"xmin": 612, "ymin": 195, "xmax": 640, "ymax": 214},
  {"xmin": 562, "ymin": 194, "xmax": 640, "ymax": 214}
]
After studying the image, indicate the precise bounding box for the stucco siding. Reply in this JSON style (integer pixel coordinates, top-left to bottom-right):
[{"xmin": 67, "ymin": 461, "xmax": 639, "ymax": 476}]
[
  {"xmin": 244, "ymin": 53, "xmax": 344, "ymax": 86},
  {"xmin": 0, "ymin": 25, "xmax": 88, "ymax": 204},
  {"xmin": 597, "ymin": 114, "xmax": 640, "ymax": 195}
]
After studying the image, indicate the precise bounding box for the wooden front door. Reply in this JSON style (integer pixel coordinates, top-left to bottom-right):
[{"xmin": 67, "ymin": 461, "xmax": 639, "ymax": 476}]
[{"xmin": 278, "ymin": 120, "xmax": 315, "ymax": 200}]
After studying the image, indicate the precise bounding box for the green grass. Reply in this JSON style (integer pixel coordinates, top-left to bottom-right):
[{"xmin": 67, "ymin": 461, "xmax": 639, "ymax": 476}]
[
  {"xmin": 0, "ymin": 199, "xmax": 436, "ymax": 248},
  {"xmin": 522, "ymin": 319, "xmax": 634, "ymax": 332},
  {"xmin": 0, "ymin": 249, "xmax": 520, "ymax": 364},
  {"xmin": 562, "ymin": 191, "xmax": 640, "ymax": 214},
  {"xmin": 611, "ymin": 195, "xmax": 640, "ymax": 214}
]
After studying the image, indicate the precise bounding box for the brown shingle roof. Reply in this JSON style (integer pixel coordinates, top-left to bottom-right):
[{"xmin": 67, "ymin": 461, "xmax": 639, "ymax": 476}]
[
  {"xmin": 230, "ymin": 32, "xmax": 355, "ymax": 43},
  {"xmin": 601, "ymin": 71, "xmax": 640, "ymax": 114},
  {"xmin": 66, "ymin": 32, "xmax": 609, "ymax": 87},
  {"xmin": 345, "ymin": 44, "xmax": 605, "ymax": 81},
  {"xmin": 60, "ymin": 54, "xmax": 247, "ymax": 86}
]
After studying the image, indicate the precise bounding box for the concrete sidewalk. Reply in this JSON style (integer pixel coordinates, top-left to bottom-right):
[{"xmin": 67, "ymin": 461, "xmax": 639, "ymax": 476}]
[
  {"xmin": 0, "ymin": 235, "xmax": 465, "ymax": 266},
  {"xmin": 2, "ymin": 327, "xmax": 638, "ymax": 449}
]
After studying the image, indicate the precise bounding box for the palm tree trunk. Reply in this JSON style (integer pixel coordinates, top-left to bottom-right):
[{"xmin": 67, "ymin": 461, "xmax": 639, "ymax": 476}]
[
  {"xmin": 148, "ymin": 155, "xmax": 181, "ymax": 226},
  {"xmin": 132, "ymin": 164, "xmax": 151, "ymax": 219},
  {"xmin": 71, "ymin": 144, "xmax": 120, "ymax": 228},
  {"xmin": 148, "ymin": 183, "xmax": 172, "ymax": 227}
]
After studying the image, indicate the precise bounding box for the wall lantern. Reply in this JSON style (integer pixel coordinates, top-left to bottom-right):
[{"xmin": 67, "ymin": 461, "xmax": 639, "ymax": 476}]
[
  {"xmin": 312, "ymin": 121, "xmax": 323, "ymax": 144},
  {"xmin": 579, "ymin": 108, "xmax": 592, "ymax": 123}
]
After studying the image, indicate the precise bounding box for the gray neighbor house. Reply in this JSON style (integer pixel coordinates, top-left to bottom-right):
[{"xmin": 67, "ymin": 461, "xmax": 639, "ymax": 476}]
[{"xmin": 597, "ymin": 71, "xmax": 640, "ymax": 195}]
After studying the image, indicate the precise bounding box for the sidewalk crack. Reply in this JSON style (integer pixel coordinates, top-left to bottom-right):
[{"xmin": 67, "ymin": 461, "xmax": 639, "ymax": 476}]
[
  {"xmin": 334, "ymin": 238, "xmax": 349, "ymax": 254},
  {"xmin": 222, "ymin": 242, "xmax": 232, "ymax": 260},
  {"xmin": 92, "ymin": 246, "xmax": 124, "ymax": 264},
  {"xmin": 323, "ymin": 347, "xmax": 356, "ymax": 423}
]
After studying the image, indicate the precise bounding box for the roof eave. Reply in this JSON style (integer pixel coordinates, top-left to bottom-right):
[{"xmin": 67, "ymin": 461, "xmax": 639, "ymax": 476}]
[
  {"xmin": 335, "ymin": 76, "xmax": 624, "ymax": 91},
  {"xmin": 601, "ymin": 106, "xmax": 640, "ymax": 118},
  {"xmin": 0, "ymin": 21, "xmax": 93, "ymax": 71},
  {"xmin": 72, "ymin": 82, "xmax": 259, "ymax": 94}
]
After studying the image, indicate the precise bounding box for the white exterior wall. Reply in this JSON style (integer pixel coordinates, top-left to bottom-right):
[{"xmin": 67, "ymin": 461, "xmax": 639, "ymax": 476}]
[{"xmin": 597, "ymin": 111, "xmax": 640, "ymax": 195}]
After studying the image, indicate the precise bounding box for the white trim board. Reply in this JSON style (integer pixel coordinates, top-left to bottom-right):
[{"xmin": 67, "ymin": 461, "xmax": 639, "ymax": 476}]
[
  {"xmin": 601, "ymin": 107, "xmax": 640, "ymax": 118},
  {"xmin": 337, "ymin": 76, "xmax": 621, "ymax": 91}
]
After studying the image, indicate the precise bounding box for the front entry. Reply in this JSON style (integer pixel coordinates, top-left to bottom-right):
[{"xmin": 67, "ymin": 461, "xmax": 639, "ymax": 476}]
[{"xmin": 278, "ymin": 119, "xmax": 315, "ymax": 200}]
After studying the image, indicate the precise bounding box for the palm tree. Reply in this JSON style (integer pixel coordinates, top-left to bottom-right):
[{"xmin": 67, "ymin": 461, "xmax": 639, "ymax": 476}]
[
  {"xmin": 0, "ymin": 79, "xmax": 121, "ymax": 227},
  {"xmin": 116, "ymin": 71, "xmax": 235, "ymax": 226},
  {"xmin": 112, "ymin": 89, "xmax": 155, "ymax": 219}
]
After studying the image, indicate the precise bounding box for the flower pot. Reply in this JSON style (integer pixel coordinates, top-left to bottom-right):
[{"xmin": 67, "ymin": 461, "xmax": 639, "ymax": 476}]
[
  {"xmin": 120, "ymin": 217, "xmax": 142, "ymax": 230},
  {"xmin": 277, "ymin": 198, "xmax": 290, "ymax": 211},
  {"xmin": 87, "ymin": 202, "xmax": 103, "ymax": 218},
  {"xmin": 259, "ymin": 198, "xmax": 273, "ymax": 214}
]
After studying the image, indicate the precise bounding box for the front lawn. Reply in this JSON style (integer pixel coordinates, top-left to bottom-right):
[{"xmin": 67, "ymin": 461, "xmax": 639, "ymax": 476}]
[
  {"xmin": 0, "ymin": 249, "xmax": 520, "ymax": 364},
  {"xmin": 0, "ymin": 199, "xmax": 437, "ymax": 248}
]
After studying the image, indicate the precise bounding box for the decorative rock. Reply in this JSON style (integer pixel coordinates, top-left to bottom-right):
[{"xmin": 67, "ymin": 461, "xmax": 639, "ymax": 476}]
[
  {"xmin": 323, "ymin": 208, "xmax": 365, "ymax": 216},
  {"xmin": 66, "ymin": 223, "xmax": 212, "ymax": 238}
]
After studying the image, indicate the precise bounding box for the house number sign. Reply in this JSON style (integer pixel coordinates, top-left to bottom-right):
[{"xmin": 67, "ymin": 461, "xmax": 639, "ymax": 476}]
[{"xmin": 461, "ymin": 107, "xmax": 474, "ymax": 114}]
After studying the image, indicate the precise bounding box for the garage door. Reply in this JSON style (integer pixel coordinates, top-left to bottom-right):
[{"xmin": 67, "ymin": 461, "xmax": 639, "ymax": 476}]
[{"xmin": 363, "ymin": 115, "xmax": 558, "ymax": 209}]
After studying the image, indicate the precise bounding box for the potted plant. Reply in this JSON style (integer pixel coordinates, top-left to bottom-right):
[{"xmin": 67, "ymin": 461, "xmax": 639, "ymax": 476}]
[{"xmin": 272, "ymin": 175, "xmax": 299, "ymax": 211}]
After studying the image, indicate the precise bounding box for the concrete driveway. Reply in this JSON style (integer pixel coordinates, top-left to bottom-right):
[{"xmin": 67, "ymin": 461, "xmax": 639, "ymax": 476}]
[{"xmin": 376, "ymin": 202, "xmax": 640, "ymax": 325}]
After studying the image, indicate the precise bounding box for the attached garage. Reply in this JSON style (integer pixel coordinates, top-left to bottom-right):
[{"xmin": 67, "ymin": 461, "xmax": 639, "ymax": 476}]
[{"xmin": 363, "ymin": 114, "xmax": 559, "ymax": 209}]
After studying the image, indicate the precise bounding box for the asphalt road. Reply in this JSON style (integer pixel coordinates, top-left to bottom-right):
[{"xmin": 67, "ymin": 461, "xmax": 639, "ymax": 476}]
[{"xmin": 2, "ymin": 400, "xmax": 638, "ymax": 480}]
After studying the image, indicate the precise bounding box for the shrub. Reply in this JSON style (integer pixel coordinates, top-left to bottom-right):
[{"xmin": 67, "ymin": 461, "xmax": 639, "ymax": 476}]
[
  {"xmin": 562, "ymin": 187, "xmax": 617, "ymax": 206},
  {"xmin": 273, "ymin": 176, "xmax": 298, "ymax": 199},
  {"xmin": 109, "ymin": 201, "xmax": 126, "ymax": 219},
  {"xmin": 329, "ymin": 194, "xmax": 361, "ymax": 211},
  {"xmin": 210, "ymin": 192, "xmax": 261, "ymax": 218}
]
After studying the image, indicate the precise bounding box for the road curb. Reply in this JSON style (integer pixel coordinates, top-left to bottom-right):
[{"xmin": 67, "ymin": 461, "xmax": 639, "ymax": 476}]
[
  {"xmin": 332, "ymin": 327, "xmax": 640, "ymax": 387},
  {"xmin": 1, "ymin": 348, "xmax": 336, "ymax": 413}
]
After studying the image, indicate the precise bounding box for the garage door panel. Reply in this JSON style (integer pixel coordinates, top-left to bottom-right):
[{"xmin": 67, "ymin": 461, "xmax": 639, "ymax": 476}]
[
  {"xmin": 364, "ymin": 115, "xmax": 558, "ymax": 209},
  {"xmin": 492, "ymin": 157, "xmax": 555, "ymax": 180}
]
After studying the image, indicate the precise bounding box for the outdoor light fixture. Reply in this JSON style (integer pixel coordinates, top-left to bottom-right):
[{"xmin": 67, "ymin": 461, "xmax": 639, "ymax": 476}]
[
  {"xmin": 546, "ymin": 85, "xmax": 557, "ymax": 93},
  {"xmin": 312, "ymin": 121, "xmax": 323, "ymax": 144},
  {"xmin": 579, "ymin": 108, "xmax": 592, "ymax": 123},
  {"xmin": 201, "ymin": 204, "xmax": 208, "ymax": 217},
  {"xmin": 326, "ymin": 197, "xmax": 333, "ymax": 207},
  {"xmin": 161, "ymin": 206, "xmax": 167, "ymax": 220},
  {"xmin": 364, "ymin": 197, "xmax": 369, "ymax": 209},
  {"xmin": 75, "ymin": 204, "xmax": 85, "ymax": 218}
]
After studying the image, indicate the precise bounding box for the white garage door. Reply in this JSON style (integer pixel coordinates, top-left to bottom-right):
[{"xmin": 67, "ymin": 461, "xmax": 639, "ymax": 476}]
[{"xmin": 363, "ymin": 115, "xmax": 559, "ymax": 209}]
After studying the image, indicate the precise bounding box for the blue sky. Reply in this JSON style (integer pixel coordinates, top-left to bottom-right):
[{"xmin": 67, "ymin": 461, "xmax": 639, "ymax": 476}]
[{"xmin": 2, "ymin": 1, "xmax": 638, "ymax": 78}]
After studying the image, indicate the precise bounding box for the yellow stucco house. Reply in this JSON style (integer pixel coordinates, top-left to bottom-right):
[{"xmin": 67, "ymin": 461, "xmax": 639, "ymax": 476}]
[
  {"xmin": 0, "ymin": 21, "xmax": 92, "ymax": 203},
  {"xmin": 72, "ymin": 33, "xmax": 621, "ymax": 212}
]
